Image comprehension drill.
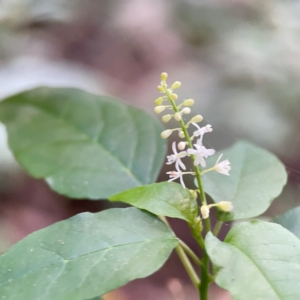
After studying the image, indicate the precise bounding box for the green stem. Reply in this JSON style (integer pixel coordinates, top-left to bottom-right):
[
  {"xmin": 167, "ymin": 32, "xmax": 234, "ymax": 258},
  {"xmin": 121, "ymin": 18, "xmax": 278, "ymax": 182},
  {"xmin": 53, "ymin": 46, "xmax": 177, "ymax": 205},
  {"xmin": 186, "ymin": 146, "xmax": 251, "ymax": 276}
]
[
  {"xmin": 200, "ymin": 253, "xmax": 210, "ymax": 300},
  {"xmin": 179, "ymin": 240, "xmax": 203, "ymax": 267},
  {"xmin": 175, "ymin": 244, "xmax": 201, "ymax": 289},
  {"xmin": 160, "ymin": 216, "xmax": 200, "ymax": 288},
  {"xmin": 213, "ymin": 220, "xmax": 223, "ymax": 237}
]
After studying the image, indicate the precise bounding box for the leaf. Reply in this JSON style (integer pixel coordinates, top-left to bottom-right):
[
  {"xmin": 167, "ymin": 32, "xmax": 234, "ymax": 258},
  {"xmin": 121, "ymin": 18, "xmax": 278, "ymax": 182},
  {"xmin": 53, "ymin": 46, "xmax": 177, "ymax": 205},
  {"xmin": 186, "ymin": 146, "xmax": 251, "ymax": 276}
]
[
  {"xmin": 0, "ymin": 87, "xmax": 166, "ymax": 199},
  {"xmin": 202, "ymin": 141, "xmax": 287, "ymax": 221},
  {"xmin": 206, "ymin": 220, "xmax": 300, "ymax": 300},
  {"xmin": 273, "ymin": 206, "xmax": 300, "ymax": 239},
  {"xmin": 0, "ymin": 207, "xmax": 178, "ymax": 300},
  {"xmin": 110, "ymin": 182, "xmax": 198, "ymax": 223}
]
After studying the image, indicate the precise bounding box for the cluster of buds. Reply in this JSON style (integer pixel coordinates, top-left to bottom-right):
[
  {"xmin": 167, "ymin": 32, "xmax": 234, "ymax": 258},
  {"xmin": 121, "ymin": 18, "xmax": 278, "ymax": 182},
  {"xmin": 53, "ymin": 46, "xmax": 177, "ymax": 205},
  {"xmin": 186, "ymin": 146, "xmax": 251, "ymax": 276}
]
[{"xmin": 155, "ymin": 72, "xmax": 233, "ymax": 219}]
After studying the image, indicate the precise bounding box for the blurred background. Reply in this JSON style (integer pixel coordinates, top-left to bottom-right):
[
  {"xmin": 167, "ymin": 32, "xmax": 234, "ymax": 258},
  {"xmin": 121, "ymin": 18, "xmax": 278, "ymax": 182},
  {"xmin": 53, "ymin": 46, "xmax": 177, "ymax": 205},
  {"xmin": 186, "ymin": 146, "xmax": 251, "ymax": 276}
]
[{"xmin": 1, "ymin": 0, "xmax": 300, "ymax": 299}]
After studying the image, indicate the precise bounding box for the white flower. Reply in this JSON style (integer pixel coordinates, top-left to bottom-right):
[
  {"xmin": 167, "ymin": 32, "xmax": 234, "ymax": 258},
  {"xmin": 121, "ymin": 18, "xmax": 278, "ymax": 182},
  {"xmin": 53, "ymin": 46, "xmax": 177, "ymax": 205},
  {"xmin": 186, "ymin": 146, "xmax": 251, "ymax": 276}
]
[
  {"xmin": 213, "ymin": 154, "xmax": 231, "ymax": 176},
  {"xmin": 187, "ymin": 139, "xmax": 215, "ymax": 167},
  {"xmin": 166, "ymin": 141, "xmax": 187, "ymax": 170},
  {"xmin": 167, "ymin": 164, "xmax": 195, "ymax": 189},
  {"xmin": 192, "ymin": 123, "xmax": 213, "ymax": 141},
  {"xmin": 167, "ymin": 169, "xmax": 186, "ymax": 188}
]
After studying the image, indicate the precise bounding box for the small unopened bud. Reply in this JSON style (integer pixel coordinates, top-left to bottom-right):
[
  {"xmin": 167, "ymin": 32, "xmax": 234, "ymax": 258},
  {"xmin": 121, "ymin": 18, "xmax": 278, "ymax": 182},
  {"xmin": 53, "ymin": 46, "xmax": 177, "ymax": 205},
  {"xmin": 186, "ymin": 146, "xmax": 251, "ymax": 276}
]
[
  {"xmin": 217, "ymin": 201, "xmax": 233, "ymax": 212},
  {"xmin": 162, "ymin": 114, "xmax": 172, "ymax": 123},
  {"xmin": 155, "ymin": 97, "xmax": 164, "ymax": 106},
  {"xmin": 174, "ymin": 112, "xmax": 182, "ymax": 121},
  {"xmin": 161, "ymin": 130, "xmax": 172, "ymax": 139},
  {"xmin": 190, "ymin": 115, "xmax": 203, "ymax": 123},
  {"xmin": 154, "ymin": 106, "xmax": 166, "ymax": 114},
  {"xmin": 183, "ymin": 99, "xmax": 194, "ymax": 106},
  {"xmin": 182, "ymin": 107, "xmax": 191, "ymax": 114},
  {"xmin": 171, "ymin": 93, "xmax": 178, "ymax": 100},
  {"xmin": 178, "ymin": 131, "xmax": 185, "ymax": 138},
  {"xmin": 201, "ymin": 205, "xmax": 210, "ymax": 219},
  {"xmin": 171, "ymin": 81, "xmax": 182, "ymax": 89},
  {"xmin": 160, "ymin": 72, "xmax": 168, "ymax": 81},
  {"xmin": 189, "ymin": 189, "xmax": 198, "ymax": 199},
  {"xmin": 178, "ymin": 141, "xmax": 186, "ymax": 150},
  {"xmin": 157, "ymin": 85, "xmax": 164, "ymax": 93}
]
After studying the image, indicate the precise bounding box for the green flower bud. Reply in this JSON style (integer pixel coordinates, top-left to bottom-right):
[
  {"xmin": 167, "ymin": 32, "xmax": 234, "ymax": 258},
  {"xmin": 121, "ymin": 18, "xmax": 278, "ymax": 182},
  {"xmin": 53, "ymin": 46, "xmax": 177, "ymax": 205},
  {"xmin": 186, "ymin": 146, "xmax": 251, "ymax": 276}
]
[
  {"xmin": 181, "ymin": 107, "xmax": 191, "ymax": 114},
  {"xmin": 174, "ymin": 112, "xmax": 182, "ymax": 121},
  {"xmin": 155, "ymin": 97, "xmax": 164, "ymax": 106},
  {"xmin": 190, "ymin": 115, "xmax": 203, "ymax": 123},
  {"xmin": 162, "ymin": 114, "xmax": 172, "ymax": 123},
  {"xmin": 160, "ymin": 72, "xmax": 168, "ymax": 81},
  {"xmin": 171, "ymin": 93, "xmax": 178, "ymax": 100},
  {"xmin": 161, "ymin": 129, "xmax": 172, "ymax": 139},
  {"xmin": 154, "ymin": 106, "xmax": 166, "ymax": 114},
  {"xmin": 171, "ymin": 81, "xmax": 182, "ymax": 89},
  {"xmin": 183, "ymin": 99, "xmax": 194, "ymax": 106}
]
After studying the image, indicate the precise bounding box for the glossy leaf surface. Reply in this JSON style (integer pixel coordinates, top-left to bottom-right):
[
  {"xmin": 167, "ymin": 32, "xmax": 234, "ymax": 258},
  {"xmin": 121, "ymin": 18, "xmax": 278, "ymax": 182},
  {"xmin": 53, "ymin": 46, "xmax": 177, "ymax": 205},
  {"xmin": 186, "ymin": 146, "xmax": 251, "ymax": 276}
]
[
  {"xmin": 110, "ymin": 182, "xmax": 198, "ymax": 222},
  {"xmin": 0, "ymin": 208, "xmax": 178, "ymax": 300},
  {"xmin": 0, "ymin": 88, "xmax": 166, "ymax": 199},
  {"xmin": 202, "ymin": 141, "xmax": 287, "ymax": 221},
  {"xmin": 273, "ymin": 206, "xmax": 300, "ymax": 239},
  {"xmin": 206, "ymin": 220, "xmax": 300, "ymax": 300}
]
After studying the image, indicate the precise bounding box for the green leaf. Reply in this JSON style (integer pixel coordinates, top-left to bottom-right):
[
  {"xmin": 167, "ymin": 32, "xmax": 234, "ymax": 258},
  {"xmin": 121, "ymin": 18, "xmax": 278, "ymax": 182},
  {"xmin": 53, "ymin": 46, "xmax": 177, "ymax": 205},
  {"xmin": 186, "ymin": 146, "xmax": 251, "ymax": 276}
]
[
  {"xmin": 206, "ymin": 220, "xmax": 300, "ymax": 300},
  {"xmin": 202, "ymin": 141, "xmax": 287, "ymax": 221},
  {"xmin": 110, "ymin": 182, "xmax": 198, "ymax": 223},
  {"xmin": 0, "ymin": 87, "xmax": 166, "ymax": 199},
  {"xmin": 0, "ymin": 207, "xmax": 178, "ymax": 300},
  {"xmin": 273, "ymin": 206, "xmax": 300, "ymax": 239}
]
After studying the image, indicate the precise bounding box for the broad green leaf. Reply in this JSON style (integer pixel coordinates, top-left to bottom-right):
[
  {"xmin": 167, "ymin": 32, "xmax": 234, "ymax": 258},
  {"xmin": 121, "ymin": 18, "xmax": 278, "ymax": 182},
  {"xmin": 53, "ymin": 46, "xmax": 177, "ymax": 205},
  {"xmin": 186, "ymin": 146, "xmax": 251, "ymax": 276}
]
[
  {"xmin": 206, "ymin": 220, "xmax": 300, "ymax": 300},
  {"xmin": 273, "ymin": 206, "xmax": 300, "ymax": 239},
  {"xmin": 202, "ymin": 141, "xmax": 287, "ymax": 221},
  {"xmin": 0, "ymin": 88, "xmax": 166, "ymax": 199},
  {"xmin": 110, "ymin": 182, "xmax": 198, "ymax": 222},
  {"xmin": 0, "ymin": 207, "xmax": 178, "ymax": 300}
]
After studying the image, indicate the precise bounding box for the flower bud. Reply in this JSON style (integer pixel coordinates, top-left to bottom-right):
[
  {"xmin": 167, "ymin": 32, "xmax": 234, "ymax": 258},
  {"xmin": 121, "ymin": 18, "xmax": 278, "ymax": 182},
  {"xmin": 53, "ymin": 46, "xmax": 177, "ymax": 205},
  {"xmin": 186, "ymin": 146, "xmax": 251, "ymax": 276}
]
[
  {"xmin": 189, "ymin": 189, "xmax": 198, "ymax": 200},
  {"xmin": 161, "ymin": 130, "xmax": 172, "ymax": 139},
  {"xmin": 174, "ymin": 112, "xmax": 182, "ymax": 121},
  {"xmin": 190, "ymin": 115, "xmax": 203, "ymax": 123},
  {"xmin": 155, "ymin": 97, "xmax": 164, "ymax": 106},
  {"xmin": 171, "ymin": 81, "xmax": 182, "ymax": 89},
  {"xmin": 200, "ymin": 205, "xmax": 210, "ymax": 219},
  {"xmin": 154, "ymin": 106, "xmax": 166, "ymax": 114},
  {"xmin": 183, "ymin": 99, "xmax": 194, "ymax": 106},
  {"xmin": 181, "ymin": 107, "xmax": 191, "ymax": 114},
  {"xmin": 178, "ymin": 131, "xmax": 185, "ymax": 138},
  {"xmin": 160, "ymin": 72, "xmax": 168, "ymax": 81},
  {"xmin": 157, "ymin": 85, "xmax": 164, "ymax": 93},
  {"xmin": 171, "ymin": 93, "xmax": 178, "ymax": 100},
  {"xmin": 178, "ymin": 141, "xmax": 186, "ymax": 150},
  {"xmin": 162, "ymin": 114, "xmax": 172, "ymax": 123},
  {"xmin": 217, "ymin": 201, "xmax": 233, "ymax": 212}
]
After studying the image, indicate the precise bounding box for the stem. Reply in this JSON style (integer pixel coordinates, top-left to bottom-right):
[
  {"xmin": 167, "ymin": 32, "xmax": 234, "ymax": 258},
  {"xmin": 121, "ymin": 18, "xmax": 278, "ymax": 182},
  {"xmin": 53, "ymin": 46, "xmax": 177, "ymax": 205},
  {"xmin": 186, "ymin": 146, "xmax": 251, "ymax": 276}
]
[
  {"xmin": 200, "ymin": 253, "xmax": 210, "ymax": 300},
  {"xmin": 213, "ymin": 220, "xmax": 223, "ymax": 237},
  {"xmin": 159, "ymin": 217, "xmax": 200, "ymax": 288},
  {"xmin": 179, "ymin": 240, "xmax": 203, "ymax": 267},
  {"xmin": 175, "ymin": 244, "xmax": 200, "ymax": 288}
]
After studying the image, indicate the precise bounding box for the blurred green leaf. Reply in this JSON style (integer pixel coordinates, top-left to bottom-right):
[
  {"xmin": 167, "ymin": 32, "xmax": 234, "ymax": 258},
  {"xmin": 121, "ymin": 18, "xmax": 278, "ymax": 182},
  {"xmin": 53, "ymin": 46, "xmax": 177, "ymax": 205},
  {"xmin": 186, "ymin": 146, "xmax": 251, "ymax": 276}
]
[
  {"xmin": 0, "ymin": 207, "xmax": 178, "ymax": 300},
  {"xmin": 206, "ymin": 220, "xmax": 300, "ymax": 300},
  {"xmin": 202, "ymin": 141, "xmax": 287, "ymax": 221},
  {"xmin": 110, "ymin": 182, "xmax": 198, "ymax": 222},
  {"xmin": 273, "ymin": 206, "xmax": 300, "ymax": 239},
  {"xmin": 0, "ymin": 87, "xmax": 166, "ymax": 199}
]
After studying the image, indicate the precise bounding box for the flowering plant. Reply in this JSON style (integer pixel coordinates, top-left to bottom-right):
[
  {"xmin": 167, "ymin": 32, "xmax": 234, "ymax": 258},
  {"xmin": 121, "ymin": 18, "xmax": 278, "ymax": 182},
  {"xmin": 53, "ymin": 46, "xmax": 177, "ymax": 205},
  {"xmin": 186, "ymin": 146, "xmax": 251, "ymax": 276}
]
[{"xmin": 0, "ymin": 73, "xmax": 298, "ymax": 300}]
